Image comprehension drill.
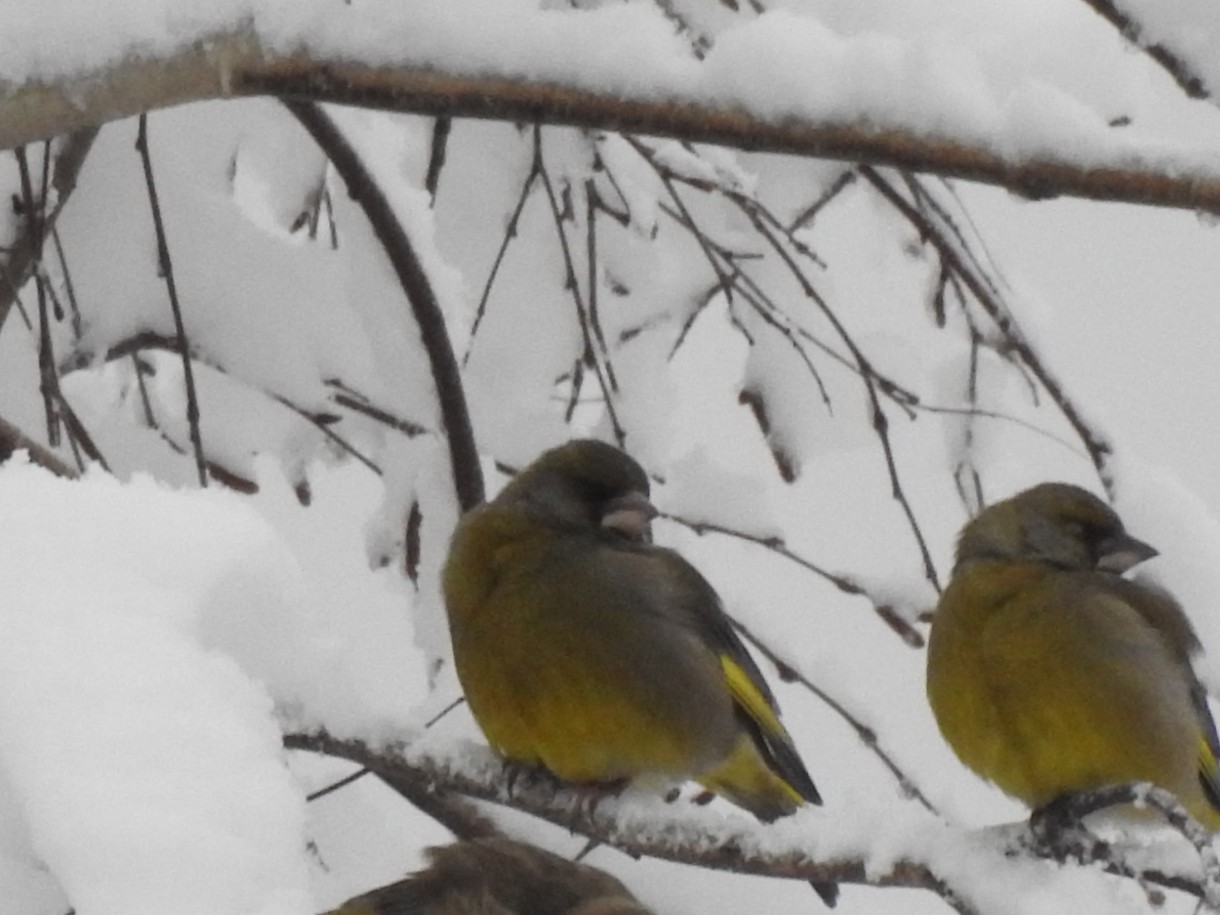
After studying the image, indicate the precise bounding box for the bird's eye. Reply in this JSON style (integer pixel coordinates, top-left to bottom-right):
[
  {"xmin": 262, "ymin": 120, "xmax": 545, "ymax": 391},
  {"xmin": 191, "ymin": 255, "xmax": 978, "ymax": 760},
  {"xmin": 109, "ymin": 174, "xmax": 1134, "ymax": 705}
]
[{"xmin": 1063, "ymin": 519, "xmax": 1089, "ymax": 539}]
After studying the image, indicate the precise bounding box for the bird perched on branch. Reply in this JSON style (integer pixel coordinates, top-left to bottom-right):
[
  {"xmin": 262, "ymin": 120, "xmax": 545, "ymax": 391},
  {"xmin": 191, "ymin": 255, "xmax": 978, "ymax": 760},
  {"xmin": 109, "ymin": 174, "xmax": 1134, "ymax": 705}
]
[
  {"xmin": 329, "ymin": 836, "xmax": 655, "ymax": 915},
  {"xmin": 442, "ymin": 438, "xmax": 823, "ymax": 823},
  {"xmin": 927, "ymin": 482, "xmax": 1220, "ymax": 829}
]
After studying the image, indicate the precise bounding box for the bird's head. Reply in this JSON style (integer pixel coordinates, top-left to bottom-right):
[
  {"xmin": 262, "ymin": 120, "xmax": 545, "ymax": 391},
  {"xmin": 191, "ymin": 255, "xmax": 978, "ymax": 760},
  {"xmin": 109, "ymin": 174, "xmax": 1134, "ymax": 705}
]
[
  {"xmin": 955, "ymin": 482, "xmax": 1158, "ymax": 575},
  {"xmin": 496, "ymin": 439, "xmax": 656, "ymax": 540}
]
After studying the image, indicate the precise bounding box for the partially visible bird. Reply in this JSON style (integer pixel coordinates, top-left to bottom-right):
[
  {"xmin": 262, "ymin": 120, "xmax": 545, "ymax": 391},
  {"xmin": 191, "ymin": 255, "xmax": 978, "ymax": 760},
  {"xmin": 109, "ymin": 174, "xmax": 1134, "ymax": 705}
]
[
  {"xmin": 441, "ymin": 438, "xmax": 823, "ymax": 822},
  {"xmin": 927, "ymin": 481, "xmax": 1220, "ymax": 828},
  {"xmin": 329, "ymin": 837, "xmax": 655, "ymax": 915}
]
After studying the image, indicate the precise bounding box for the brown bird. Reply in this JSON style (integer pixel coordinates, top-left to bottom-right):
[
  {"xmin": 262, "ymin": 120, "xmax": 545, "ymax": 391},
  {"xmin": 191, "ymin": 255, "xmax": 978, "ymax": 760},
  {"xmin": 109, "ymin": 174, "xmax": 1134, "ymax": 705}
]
[
  {"xmin": 927, "ymin": 481, "xmax": 1220, "ymax": 829},
  {"xmin": 329, "ymin": 837, "xmax": 655, "ymax": 915}
]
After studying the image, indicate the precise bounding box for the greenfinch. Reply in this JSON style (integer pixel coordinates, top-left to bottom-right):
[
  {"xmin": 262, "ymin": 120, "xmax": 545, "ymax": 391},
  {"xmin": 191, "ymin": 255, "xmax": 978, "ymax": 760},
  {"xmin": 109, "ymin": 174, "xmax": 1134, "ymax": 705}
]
[
  {"xmin": 329, "ymin": 837, "xmax": 656, "ymax": 915},
  {"xmin": 927, "ymin": 482, "xmax": 1220, "ymax": 828},
  {"xmin": 442, "ymin": 439, "xmax": 822, "ymax": 822}
]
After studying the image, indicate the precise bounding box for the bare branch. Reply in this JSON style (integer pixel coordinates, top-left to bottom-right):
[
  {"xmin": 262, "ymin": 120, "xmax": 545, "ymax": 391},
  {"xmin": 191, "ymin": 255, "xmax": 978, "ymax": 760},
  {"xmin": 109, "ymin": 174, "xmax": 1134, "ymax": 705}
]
[
  {"xmin": 284, "ymin": 100, "xmax": 485, "ymax": 511},
  {"xmin": 729, "ymin": 615, "xmax": 939, "ymax": 813},
  {"xmin": 859, "ymin": 167, "xmax": 1115, "ymax": 491},
  {"xmin": 661, "ymin": 511, "xmax": 927, "ymax": 646},
  {"xmin": 0, "ymin": 129, "xmax": 97, "ymax": 337},
  {"xmin": 136, "ymin": 115, "xmax": 207, "ymax": 488}
]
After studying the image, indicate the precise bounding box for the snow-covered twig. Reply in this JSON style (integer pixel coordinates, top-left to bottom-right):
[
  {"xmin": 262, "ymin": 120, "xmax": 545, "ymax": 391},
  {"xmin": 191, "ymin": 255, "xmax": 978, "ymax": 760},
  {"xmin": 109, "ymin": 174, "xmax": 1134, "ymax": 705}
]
[
  {"xmin": 288, "ymin": 730, "xmax": 1220, "ymax": 912},
  {"xmin": 4, "ymin": 23, "xmax": 1220, "ymax": 218}
]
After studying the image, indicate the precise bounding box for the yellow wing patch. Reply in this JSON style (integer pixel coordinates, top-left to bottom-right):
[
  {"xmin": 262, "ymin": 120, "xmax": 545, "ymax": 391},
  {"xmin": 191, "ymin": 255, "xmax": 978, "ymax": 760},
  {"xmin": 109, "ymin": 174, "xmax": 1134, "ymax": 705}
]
[
  {"xmin": 1199, "ymin": 733, "xmax": 1220, "ymax": 812},
  {"xmin": 720, "ymin": 655, "xmax": 785, "ymax": 738}
]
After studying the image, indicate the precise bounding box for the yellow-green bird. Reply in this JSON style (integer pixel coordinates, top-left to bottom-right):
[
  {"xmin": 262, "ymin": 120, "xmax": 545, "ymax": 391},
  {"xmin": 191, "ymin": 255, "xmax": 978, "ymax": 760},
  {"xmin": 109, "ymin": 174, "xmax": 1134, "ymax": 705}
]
[
  {"xmin": 927, "ymin": 482, "xmax": 1220, "ymax": 828},
  {"xmin": 329, "ymin": 837, "xmax": 656, "ymax": 915},
  {"xmin": 442, "ymin": 438, "xmax": 822, "ymax": 823}
]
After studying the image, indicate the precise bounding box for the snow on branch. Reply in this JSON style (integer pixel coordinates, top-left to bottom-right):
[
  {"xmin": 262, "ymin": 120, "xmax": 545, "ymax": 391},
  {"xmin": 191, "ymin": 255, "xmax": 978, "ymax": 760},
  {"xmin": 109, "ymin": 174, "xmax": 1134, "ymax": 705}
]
[
  {"xmin": 285, "ymin": 729, "xmax": 1220, "ymax": 915},
  {"xmin": 4, "ymin": 6, "xmax": 1220, "ymax": 214}
]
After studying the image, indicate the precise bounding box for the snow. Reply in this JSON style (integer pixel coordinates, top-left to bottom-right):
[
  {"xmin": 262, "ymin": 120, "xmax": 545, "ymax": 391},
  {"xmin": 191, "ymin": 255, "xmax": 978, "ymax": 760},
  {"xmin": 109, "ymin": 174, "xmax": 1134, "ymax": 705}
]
[
  {"xmin": 4, "ymin": 0, "xmax": 1220, "ymax": 187},
  {"xmin": 0, "ymin": 461, "xmax": 312, "ymax": 915},
  {"xmin": 3, "ymin": 1, "xmax": 1220, "ymax": 914}
]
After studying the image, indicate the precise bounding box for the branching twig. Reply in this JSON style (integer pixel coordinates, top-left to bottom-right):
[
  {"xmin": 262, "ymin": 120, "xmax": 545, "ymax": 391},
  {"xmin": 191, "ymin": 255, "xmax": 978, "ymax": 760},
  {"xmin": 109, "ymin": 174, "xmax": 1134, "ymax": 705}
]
[
  {"xmin": 859, "ymin": 166, "xmax": 1114, "ymax": 492},
  {"xmin": 534, "ymin": 128, "xmax": 626, "ymax": 447},
  {"xmin": 15, "ymin": 145, "xmax": 58, "ymax": 447},
  {"xmin": 788, "ymin": 169, "xmax": 856, "ymax": 232},
  {"xmin": 0, "ymin": 129, "xmax": 97, "ymax": 337},
  {"xmin": 734, "ymin": 197, "xmax": 942, "ymax": 591}
]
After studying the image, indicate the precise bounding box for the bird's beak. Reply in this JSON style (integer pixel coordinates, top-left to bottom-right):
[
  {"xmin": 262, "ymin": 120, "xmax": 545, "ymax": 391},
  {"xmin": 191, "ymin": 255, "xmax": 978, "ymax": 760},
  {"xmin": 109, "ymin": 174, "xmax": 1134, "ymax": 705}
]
[
  {"xmin": 601, "ymin": 491, "xmax": 658, "ymax": 542},
  {"xmin": 1096, "ymin": 532, "xmax": 1159, "ymax": 574}
]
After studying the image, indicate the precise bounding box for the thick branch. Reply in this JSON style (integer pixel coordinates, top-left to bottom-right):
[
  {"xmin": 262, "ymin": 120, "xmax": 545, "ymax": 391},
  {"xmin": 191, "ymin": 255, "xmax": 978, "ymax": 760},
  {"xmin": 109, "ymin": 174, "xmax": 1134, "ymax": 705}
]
[
  {"xmin": 285, "ymin": 730, "xmax": 1219, "ymax": 911},
  {"xmin": 284, "ymin": 730, "xmax": 975, "ymax": 911},
  {"xmin": 284, "ymin": 101, "xmax": 484, "ymax": 511},
  {"xmin": 5, "ymin": 28, "xmax": 1220, "ymax": 214}
]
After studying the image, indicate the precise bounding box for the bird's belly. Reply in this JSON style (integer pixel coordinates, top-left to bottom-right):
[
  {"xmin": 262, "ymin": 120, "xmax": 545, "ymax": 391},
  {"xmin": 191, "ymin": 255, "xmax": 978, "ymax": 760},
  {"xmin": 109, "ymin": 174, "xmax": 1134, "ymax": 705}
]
[{"xmin": 456, "ymin": 624, "xmax": 733, "ymax": 784}]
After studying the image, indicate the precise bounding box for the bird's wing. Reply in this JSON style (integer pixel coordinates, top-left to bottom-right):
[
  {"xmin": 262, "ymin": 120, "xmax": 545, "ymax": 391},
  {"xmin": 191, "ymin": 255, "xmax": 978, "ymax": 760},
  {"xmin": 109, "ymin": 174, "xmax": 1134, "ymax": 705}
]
[
  {"xmin": 610, "ymin": 542, "xmax": 822, "ymax": 804},
  {"xmin": 1104, "ymin": 576, "xmax": 1220, "ymax": 812}
]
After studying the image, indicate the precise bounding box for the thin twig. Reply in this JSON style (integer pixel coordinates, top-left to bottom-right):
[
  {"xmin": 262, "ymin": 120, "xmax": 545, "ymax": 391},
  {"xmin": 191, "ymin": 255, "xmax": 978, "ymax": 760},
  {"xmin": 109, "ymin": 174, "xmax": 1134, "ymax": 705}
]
[
  {"xmin": 584, "ymin": 178, "xmax": 617, "ymax": 391},
  {"xmin": 736, "ymin": 198, "xmax": 942, "ymax": 591},
  {"xmin": 268, "ymin": 392, "xmax": 383, "ymax": 477},
  {"xmin": 534, "ymin": 127, "xmax": 625, "ymax": 446},
  {"xmin": 49, "ymin": 226, "xmax": 81, "ymax": 340},
  {"xmin": 307, "ymin": 767, "xmax": 371, "ymax": 802},
  {"xmin": 135, "ymin": 115, "xmax": 207, "ymax": 488},
  {"xmin": 425, "ymin": 116, "xmax": 452, "ymax": 204},
  {"xmin": 328, "ymin": 386, "xmax": 429, "ymax": 438},
  {"xmin": 661, "ymin": 511, "xmax": 925, "ymax": 645},
  {"xmin": 464, "ymin": 148, "xmax": 540, "ymax": 366},
  {"xmin": 788, "ymin": 169, "xmax": 857, "ymax": 232},
  {"xmin": 860, "ymin": 166, "xmax": 1114, "ymax": 493},
  {"xmin": 1075, "ymin": 0, "xmax": 1209, "ymax": 100},
  {"xmin": 730, "ymin": 614, "xmax": 937, "ymax": 813}
]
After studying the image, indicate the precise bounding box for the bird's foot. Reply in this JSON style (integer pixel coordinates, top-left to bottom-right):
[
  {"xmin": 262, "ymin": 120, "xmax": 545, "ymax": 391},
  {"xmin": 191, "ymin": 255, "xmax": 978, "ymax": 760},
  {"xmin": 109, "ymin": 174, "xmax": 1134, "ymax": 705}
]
[
  {"xmin": 501, "ymin": 759, "xmax": 564, "ymax": 800},
  {"xmin": 1026, "ymin": 793, "xmax": 1114, "ymax": 865},
  {"xmin": 564, "ymin": 778, "xmax": 630, "ymax": 824}
]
